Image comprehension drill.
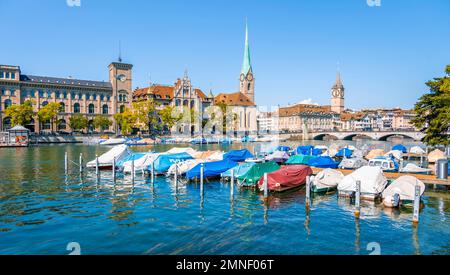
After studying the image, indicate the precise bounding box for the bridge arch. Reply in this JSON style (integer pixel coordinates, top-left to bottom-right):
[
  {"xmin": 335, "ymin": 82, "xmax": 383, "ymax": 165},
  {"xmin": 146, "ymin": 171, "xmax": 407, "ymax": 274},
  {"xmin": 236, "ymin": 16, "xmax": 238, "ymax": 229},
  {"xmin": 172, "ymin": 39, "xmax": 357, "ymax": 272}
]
[
  {"xmin": 342, "ymin": 133, "xmax": 373, "ymax": 141},
  {"xmin": 378, "ymin": 133, "xmax": 416, "ymax": 141},
  {"xmin": 312, "ymin": 133, "xmax": 339, "ymax": 141}
]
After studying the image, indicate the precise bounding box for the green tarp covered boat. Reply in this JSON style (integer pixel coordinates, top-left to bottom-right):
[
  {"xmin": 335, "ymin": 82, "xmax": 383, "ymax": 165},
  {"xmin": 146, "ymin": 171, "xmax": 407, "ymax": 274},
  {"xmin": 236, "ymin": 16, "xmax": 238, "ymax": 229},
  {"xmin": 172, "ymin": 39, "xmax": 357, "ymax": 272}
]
[
  {"xmin": 237, "ymin": 161, "xmax": 280, "ymax": 186},
  {"xmin": 286, "ymin": 155, "xmax": 317, "ymax": 165}
]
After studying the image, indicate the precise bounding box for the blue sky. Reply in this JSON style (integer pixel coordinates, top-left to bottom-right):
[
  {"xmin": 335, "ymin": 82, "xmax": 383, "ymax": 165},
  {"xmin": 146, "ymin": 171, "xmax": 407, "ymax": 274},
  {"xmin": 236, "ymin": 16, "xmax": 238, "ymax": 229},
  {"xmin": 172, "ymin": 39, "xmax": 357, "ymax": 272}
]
[{"xmin": 1, "ymin": 0, "xmax": 449, "ymax": 110}]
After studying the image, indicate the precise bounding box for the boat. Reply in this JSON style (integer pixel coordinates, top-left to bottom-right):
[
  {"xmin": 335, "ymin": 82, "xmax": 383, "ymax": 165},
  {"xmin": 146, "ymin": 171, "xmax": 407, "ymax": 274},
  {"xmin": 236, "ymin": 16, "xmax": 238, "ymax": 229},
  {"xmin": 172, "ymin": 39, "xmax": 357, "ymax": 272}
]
[
  {"xmin": 338, "ymin": 157, "xmax": 368, "ymax": 170},
  {"xmin": 186, "ymin": 159, "xmax": 238, "ymax": 180},
  {"xmin": 286, "ymin": 154, "xmax": 317, "ymax": 165},
  {"xmin": 151, "ymin": 152, "xmax": 194, "ymax": 174},
  {"xmin": 392, "ymin": 144, "xmax": 408, "ymax": 153},
  {"xmin": 308, "ymin": 156, "xmax": 339, "ymax": 169},
  {"xmin": 382, "ymin": 175, "xmax": 425, "ymax": 208},
  {"xmin": 311, "ymin": 168, "xmax": 344, "ymax": 193},
  {"xmin": 384, "ymin": 150, "xmax": 403, "ymax": 161},
  {"xmin": 191, "ymin": 137, "xmax": 206, "ymax": 144},
  {"xmin": 365, "ymin": 149, "xmax": 385, "ymax": 160},
  {"xmin": 368, "ymin": 156, "xmax": 398, "ymax": 172},
  {"xmin": 123, "ymin": 152, "xmax": 161, "ymax": 174},
  {"xmin": 296, "ymin": 145, "xmax": 314, "ymax": 155},
  {"xmin": 223, "ymin": 149, "xmax": 254, "ymax": 162},
  {"xmin": 258, "ymin": 165, "xmax": 312, "ymax": 192},
  {"xmin": 192, "ymin": 150, "xmax": 217, "ymax": 159},
  {"xmin": 221, "ymin": 162, "xmax": 256, "ymax": 178},
  {"xmin": 167, "ymin": 159, "xmax": 209, "ymax": 176},
  {"xmin": 87, "ymin": 144, "xmax": 130, "ymax": 168},
  {"xmin": 165, "ymin": 147, "xmax": 197, "ymax": 156},
  {"xmin": 245, "ymin": 157, "xmax": 265, "ymax": 163},
  {"xmin": 410, "ymin": 146, "xmax": 426, "ymax": 155},
  {"xmin": 99, "ymin": 138, "xmax": 126, "ymax": 145},
  {"xmin": 335, "ymin": 148, "xmax": 353, "ymax": 158},
  {"xmin": 400, "ymin": 163, "xmax": 432, "ymax": 174},
  {"xmin": 265, "ymin": 151, "xmax": 290, "ymax": 164},
  {"xmin": 337, "ymin": 166, "xmax": 388, "ymax": 200},
  {"xmin": 276, "ymin": 145, "xmax": 291, "ymax": 152},
  {"xmin": 207, "ymin": 151, "xmax": 225, "ymax": 161},
  {"xmin": 237, "ymin": 161, "xmax": 280, "ymax": 187},
  {"xmin": 428, "ymin": 149, "xmax": 445, "ymax": 163}
]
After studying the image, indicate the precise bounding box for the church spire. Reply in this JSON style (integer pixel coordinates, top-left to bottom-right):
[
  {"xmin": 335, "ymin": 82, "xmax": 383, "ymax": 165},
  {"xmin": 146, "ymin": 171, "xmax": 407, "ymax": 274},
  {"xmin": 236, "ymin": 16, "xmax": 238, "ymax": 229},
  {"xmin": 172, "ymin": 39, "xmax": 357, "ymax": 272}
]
[
  {"xmin": 333, "ymin": 70, "xmax": 344, "ymax": 89},
  {"xmin": 241, "ymin": 20, "xmax": 252, "ymax": 75}
]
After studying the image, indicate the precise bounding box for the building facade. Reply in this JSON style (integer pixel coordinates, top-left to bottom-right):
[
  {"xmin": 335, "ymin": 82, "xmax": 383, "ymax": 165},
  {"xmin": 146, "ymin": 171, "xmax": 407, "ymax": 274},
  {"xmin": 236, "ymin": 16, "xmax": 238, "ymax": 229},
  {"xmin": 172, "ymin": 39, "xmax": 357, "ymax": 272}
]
[
  {"xmin": 278, "ymin": 104, "xmax": 338, "ymax": 132},
  {"xmin": 0, "ymin": 62, "xmax": 132, "ymax": 133}
]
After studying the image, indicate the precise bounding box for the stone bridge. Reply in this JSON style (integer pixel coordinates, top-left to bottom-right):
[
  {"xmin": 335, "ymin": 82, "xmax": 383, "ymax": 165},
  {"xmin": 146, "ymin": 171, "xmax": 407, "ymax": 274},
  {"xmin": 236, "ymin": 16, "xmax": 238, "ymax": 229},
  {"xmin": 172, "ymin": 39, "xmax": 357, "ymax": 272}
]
[{"xmin": 281, "ymin": 131, "xmax": 426, "ymax": 141}]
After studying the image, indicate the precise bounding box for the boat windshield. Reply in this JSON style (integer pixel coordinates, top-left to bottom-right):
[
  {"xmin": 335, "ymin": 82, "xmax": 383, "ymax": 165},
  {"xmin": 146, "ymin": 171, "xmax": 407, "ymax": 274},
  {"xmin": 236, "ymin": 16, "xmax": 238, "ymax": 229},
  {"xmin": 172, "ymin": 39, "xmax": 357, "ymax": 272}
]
[{"xmin": 369, "ymin": 161, "xmax": 382, "ymax": 167}]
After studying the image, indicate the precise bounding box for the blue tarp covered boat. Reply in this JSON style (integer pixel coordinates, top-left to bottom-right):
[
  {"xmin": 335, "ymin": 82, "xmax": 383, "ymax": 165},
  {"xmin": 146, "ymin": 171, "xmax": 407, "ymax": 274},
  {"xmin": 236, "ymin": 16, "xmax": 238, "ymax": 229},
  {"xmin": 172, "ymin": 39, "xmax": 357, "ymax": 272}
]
[
  {"xmin": 221, "ymin": 162, "xmax": 256, "ymax": 178},
  {"xmin": 308, "ymin": 156, "xmax": 339, "ymax": 168},
  {"xmin": 276, "ymin": 146, "xmax": 291, "ymax": 152},
  {"xmin": 191, "ymin": 138, "xmax": 206, "ymax": 144},
  {"xmin": 152, "ymin": 153, "xmax": 194, "ymax": 173},
  {"xmin": 392, "ymin": 144, "xmax": 407, "ymax": 153},
  {"xmin": 116, "ymin": 153, "xmax": 146, "ymax": 167},
  {"xmin": 336, "ymin": 148, "xmax": 353, "ymax": 158},
  {"xmin": 223, "ymin": 149, "xmax": 254, "ymax": 162},
  {"xmin": 296, "ymin": 145, "xmax": 314, "ymax": 155},
  {"xmin": 187, "ymin": 159, "xmax": 238, "ymax": 179}
]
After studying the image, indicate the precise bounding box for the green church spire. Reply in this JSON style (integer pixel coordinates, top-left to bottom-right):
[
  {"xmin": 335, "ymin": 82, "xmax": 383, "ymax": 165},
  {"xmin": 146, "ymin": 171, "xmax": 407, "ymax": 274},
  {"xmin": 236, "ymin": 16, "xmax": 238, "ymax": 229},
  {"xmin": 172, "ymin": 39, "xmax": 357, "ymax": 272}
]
[{"xmin": 241, "ymin": 21, "xmax": 252, "ymax": 75}]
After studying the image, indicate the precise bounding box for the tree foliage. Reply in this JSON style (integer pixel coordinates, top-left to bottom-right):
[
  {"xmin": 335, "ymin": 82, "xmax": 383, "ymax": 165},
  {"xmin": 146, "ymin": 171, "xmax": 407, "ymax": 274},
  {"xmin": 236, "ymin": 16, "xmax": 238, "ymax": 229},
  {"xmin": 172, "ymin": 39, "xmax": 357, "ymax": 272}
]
[
  {"xmin": 159, "ymin": 105, "xmax": 182, "ymax": 130},
  {"xmin": 412, "ymin": 65, "xmax": 450, "ymax": 146},
  {"xmin": 4, "ymin": 100, "xmax": 34, "ymax": 127},
  {"xmin": 114, "ymin": 107, "xmax": 136, "ymax": 135},
  {"xmin": 131, "ymin": 100, "xmax": 158, "ymax": 131},
  {"xmin": 93, "ymin": 115, "xmax": 112, "ymax": 132},
  {"xmin": 69, "ymin": 114, "xmax": 88, "ymax": 132},
  {"xmin": 37, "ymin": 102, "xmax": 60, "ymax": 131}
]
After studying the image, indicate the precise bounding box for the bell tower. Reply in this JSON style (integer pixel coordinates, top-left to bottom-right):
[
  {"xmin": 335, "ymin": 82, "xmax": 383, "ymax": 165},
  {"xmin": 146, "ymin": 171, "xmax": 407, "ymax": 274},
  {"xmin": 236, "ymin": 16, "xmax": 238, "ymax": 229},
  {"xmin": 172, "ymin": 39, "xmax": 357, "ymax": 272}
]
[
  {"xmin": 239, "ymin": 22, "xmax": 255, "ymax": 103},
  {"xmin": 331, "ymin": 71, "xmax": 345, "ymax": 114}
]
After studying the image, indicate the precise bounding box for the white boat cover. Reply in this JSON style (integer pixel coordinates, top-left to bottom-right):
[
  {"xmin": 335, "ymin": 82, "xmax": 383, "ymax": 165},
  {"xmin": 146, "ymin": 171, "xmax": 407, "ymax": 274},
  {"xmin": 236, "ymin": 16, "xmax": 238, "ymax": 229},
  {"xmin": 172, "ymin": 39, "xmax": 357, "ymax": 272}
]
[
  {"xmin": 207, "ymin": 151, "xmax": 225, "ymax": 161},
  {"xmin": 165, "ymin": 147, "xmax": 197, "ymax": 156},
  {"xmin": 428, "ymin": 149, "xmax": 445, "ymax": 163},
  {"xmin": 384, "ymin": 150, "xmax": 403, "ymax": 160},
  {"xmin": 338, "ymin": 158, "xmax": 368, "ymax": 169},
  {"xmin": 265, "ymin": 151, "xmax": 289, "ymax": 161},
  {"xmin": 401, "ymin": 163, "xmax": 432, "ymax": 174},
  {"xmin": 123, "ymin": 153, "xmax": 162, "ymax": 173},
  {"xmin": 314, "ymin": 145, "xmax": 328, "ymax": 150},
  {"xmin": 352, "ymin": 149, "xmax": 365, "ymax": 159},
  {"xmin": 327, "ymin": 144, "xmax": 340, "ymax": 157},
  {"xmin": 382, "ymin": 175, "xmax": 425, "ymax": 201},
  {"xmin": 312, "ymin": 169, "xmax": 344, "ymax": 190},
  {"xmin": 338, "ymin": 166, "xmax": 388, "ymax": 195},
  {"xmin": 347, "ymin": 145, "xmax": 356, "ymax": 151},
  {"xmin": 87, "ymin": 144, "xmax": 129, "ymax": 167},
  {"xmin": 167, "ymin": 159, "xmax": 208, "ymax": 175},
  {"xmin": 100, "ymin": 138, "xmax": 126, "ymax": 145},
  {"xmin": 410, "ymin": 146, "xmax": 426, "ymax": 155}
]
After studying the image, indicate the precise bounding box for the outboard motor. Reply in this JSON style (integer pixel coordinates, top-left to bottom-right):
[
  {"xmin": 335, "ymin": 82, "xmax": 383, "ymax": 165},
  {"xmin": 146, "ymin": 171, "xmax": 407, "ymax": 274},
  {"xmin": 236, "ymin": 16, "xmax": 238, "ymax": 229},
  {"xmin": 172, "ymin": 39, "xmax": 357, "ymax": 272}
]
[{"xmin": 392, "ymin": 193, "xmax": 401, "ymax": 208}]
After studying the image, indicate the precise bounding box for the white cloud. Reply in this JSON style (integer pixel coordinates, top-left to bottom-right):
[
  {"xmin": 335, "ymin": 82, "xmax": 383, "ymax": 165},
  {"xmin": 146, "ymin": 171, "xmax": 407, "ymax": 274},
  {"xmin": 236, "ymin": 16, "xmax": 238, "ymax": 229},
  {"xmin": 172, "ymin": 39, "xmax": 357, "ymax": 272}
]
[{"xmin": 297, "ymin": 98, "xmax": 319, "ymax": 105}]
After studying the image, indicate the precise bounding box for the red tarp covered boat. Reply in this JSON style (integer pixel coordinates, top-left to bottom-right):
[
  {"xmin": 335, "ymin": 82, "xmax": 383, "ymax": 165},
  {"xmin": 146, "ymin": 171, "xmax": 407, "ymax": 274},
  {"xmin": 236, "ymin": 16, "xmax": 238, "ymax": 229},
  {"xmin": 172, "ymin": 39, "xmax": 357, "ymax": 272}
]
[{"xmin": 258, "ymin": 165, "xmax": 313, "ymax": 192}]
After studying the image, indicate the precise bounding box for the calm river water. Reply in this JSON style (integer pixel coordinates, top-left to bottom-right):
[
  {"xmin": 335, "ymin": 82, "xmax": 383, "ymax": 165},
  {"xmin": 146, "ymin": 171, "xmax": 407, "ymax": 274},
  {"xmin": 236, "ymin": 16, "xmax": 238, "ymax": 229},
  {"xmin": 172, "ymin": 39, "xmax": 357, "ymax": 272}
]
[{"xmin": 0, "ymin": 140, "xmax": 448, "ymax": 255}]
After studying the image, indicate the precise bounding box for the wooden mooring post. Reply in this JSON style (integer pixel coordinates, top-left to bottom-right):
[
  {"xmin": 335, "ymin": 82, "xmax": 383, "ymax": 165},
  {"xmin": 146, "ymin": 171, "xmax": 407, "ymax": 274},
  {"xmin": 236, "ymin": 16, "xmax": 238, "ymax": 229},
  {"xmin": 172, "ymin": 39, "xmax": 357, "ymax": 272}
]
[
  {"xmin": 305, "ymin": 176, "xmax": 311, "ymax": 209},
  {"xmin": 174, "ymin": 165, "xmax": 178, "ymax": 190},
  {"xmin": 79, "ymin": 153, "xmax": 83, "ymax": 174},
  {"xmin": 200, "ymin": 164, "xmax": 204, "ymax": 196},
  {"xmin": 95, "ymin": 155, "xmax": 99, "ymax": 177},
  {"xmin": 112, "ymin": 157, "xmax": 116, "ymax": 181},
  {"xmin": 413, "ymin": 184, "xmax": 421, "ymax": 226},
  {"xmin": 263, "ymin": 173, "xmax": 268, "ymax": 199},
  {"xmin": 355, "ymin": 180, "xmax": 361, "ymax": 219},
  {"xmin": 230, "ymin": 169, "xmax": 235, "ymax": 199},
  {"xmin": 64, "ymin": 152, "xmax": 68, "ymax": 175},
  {"xmin": 131, "ymin": 158, "xmax": 135, "ymax": 183}
]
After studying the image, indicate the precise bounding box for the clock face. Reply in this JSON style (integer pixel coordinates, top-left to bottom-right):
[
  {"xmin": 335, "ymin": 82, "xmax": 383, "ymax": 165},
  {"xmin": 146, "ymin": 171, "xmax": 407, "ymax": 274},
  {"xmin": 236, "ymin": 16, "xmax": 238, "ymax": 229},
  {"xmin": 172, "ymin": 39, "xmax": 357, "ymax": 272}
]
[
  {"xmin": 117, "ymin": 74, "xmax": 127, "ymax": 82},
  {"xmin": 240, "ymin": 74, "xmax": 245, "ymax": 82},
  {"xmin": 247, "ymin": 73, "xmax": 253, "ymax": 81},
  {"xmin": 332, "ymin": 90, "xmax": 338, "ymax": 98}
]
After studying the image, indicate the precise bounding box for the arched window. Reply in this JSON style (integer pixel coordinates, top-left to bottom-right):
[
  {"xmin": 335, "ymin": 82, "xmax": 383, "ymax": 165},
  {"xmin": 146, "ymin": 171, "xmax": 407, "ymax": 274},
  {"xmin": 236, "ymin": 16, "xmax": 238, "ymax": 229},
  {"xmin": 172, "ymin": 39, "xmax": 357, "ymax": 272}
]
[
  {"xmin": 100, "ymin": 94, "xmax": 105, "ymax": 101},
  {"xmin": 59, "ymin": 102, "xmax": 65, "ymax": 113},
  {"xmin": 3, "ymin": 117, "xmax": 11, "ymax": 131},
  {"xmin": 119, "ymin": 95, "xmax": 123, "ymax": 102},
  {"xmin": 4, "ymin": 99, "xmax": 12, "ymax": 110},
  {"xmin": 58, "ymin": 119, "xmax": 67, "ymax": 130},
  {"xmin": 175, "ymin": 99, "xmax": 181, "ymax": 106},
  {"xmin": 119, "ymin": 105, "xmax": 125, "ymax": 113},
  {"xmin": 190, "ymin": 100, "xmax": 195, "ymax": 108},
  {"xmin": 88, "ymin": 104, "xmax": 95, "ymax": 114},
  {"xmin": 93, "ymin": 94, "xmax": 97, "ymax": 101},
  {"xmin": 123, "ymin": 95, "xmax": 127, "ymax": 102},
  {"xmin": 102, "ymin": 104, "xmax": 108, "ymax": 114},
  {"xmin": 86, "ymin": 93, "xmax": 90, "ymax": 100},
  {"xmin": 247, "ymin": 83, "xmax": 251, "ymax": 91},
  {"xmin": 74, "ymin": 103, "xmax": 80, "ymax": 113},
  {"xmin": 42, "ymin": 101, "xmax": 48, "ymax": 107},
  {"xmin": 183, "ymin": 100, "xmax": 188, "ymax": 106}
]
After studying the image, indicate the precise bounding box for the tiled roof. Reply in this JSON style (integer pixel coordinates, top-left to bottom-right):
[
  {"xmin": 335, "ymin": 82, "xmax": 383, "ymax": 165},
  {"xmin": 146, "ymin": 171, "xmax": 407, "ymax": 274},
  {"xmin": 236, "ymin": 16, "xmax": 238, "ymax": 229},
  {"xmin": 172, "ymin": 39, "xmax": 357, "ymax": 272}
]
[
  {"xmin": 133, "ymin": 85, "xmax": 209, "ymax": 101},
  {"xmin": 20, "ymin": 75, "xmax": 112, "ymax": 89},
  {"xmin": 340, "ymin": 112, "xmax": 366, "ymax": 121},
  {"xmin": 279, "ymin": 104, "xmax": 333, "ymax": 117},
  {"xmin": 214, "ymin": 92, "xmax": 255, "ymax": 107}
]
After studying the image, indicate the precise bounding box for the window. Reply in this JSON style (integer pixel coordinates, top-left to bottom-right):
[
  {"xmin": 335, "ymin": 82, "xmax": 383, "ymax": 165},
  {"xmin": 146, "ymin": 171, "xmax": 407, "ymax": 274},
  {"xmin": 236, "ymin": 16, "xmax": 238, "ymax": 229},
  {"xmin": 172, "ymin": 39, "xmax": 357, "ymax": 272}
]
[
  {"xmin": 248, "ymin": 83, "xmax": 251, "ymax": 91},
  {"xmin": 1, "ymin": 88, "xmax": 4, "ymax": 96},
  {"xmin": 5, "ymin": 72, "xmax": 10, "ymax": 79},
  {"xmin": 119, "ymin": 105, "xmax": 125, "ymax": 113},
  {"xmin": 42, "ymin": 101, "xmax": 48, "ymax": 107},
  {"xmin": 123, "ymin": 95, "xmax": 127, "ymax": 102},
  {"xmin": 0, "ymin": 72, "xmax": 4, "ymax": 78},
  {"xmin": 11, "ymin": 73, "xmax": 15, "ymax": 79},
  {"xmin": 102, "ymin": 104, "xmax": 108, "ymax": 114},
  {"xmin": 88, "ymin": 104, "xmax": 95, "ymax": 114},
  {"xmin": 74, "ymin": 103, "xmax": 80, "ymax": 113},
  {"xmin": 58, "ymin": 119, "xmax": 67, "ymax": 130},
  {"xmin": 4, "ymin": 99, "xmax": 12, "ymax": 110},
  {"xmin": 59, "ymin": 102, "xmax": 65, "ymax": 113},
  {"xmin": 118, "ymin": 95, "xmax": 123, "ymax": 102},
  {"xmin": 100, "ymin": 94, "xmax": 104, "ymax": 101},
  {"xmin": 93, "ymin": 94, "xmax": 97, "ymax": 101}
]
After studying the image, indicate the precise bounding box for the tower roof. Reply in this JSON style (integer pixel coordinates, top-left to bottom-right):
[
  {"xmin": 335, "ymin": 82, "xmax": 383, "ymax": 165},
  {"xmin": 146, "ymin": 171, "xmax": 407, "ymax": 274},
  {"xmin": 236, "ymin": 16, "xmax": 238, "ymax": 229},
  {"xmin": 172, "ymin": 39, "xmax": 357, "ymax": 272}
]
[
  {"xmin": 333, "ymin": 71, "xmax": 344, "ymax": 89},
  {"xmin": 241, "ymin": 22, "xmax": 252, "ymax": 75}
]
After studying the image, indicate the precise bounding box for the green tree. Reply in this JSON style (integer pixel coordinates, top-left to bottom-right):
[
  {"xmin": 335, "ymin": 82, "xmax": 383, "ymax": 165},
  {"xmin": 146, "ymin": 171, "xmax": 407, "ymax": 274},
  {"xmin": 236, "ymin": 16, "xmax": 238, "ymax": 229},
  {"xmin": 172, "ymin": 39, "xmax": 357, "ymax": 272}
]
[
  {"xmin": 412, "ymin": 65, "xmax": 450, "ymax": 146},
  {"xmin": 114, "ymin": 108, "xmax": 136, "ymax": 135},
  {"xmin": 131, "ymin": 100, "xmax": 158, "ymax": 131},
  {"xmin": 37, "ymin": 102, "xmax": 60, "ymax": 132},
  {"xmin": 215, "ymin": 102, "xmax": 238, "ymax": 134},
  {"xmin": 159, "ymin": 105, "xmax": 182, "ymax": 131},
  {"xmin": 4, "ymin": 100, "xmax": 35, "ymax": 127},
  {"xmin": 92, "ymin": 115, "xmax": 113, "ymax": 133},
  {"xmin": 69, "ymin": 114, "xmax": 88, "ymax": 132}
]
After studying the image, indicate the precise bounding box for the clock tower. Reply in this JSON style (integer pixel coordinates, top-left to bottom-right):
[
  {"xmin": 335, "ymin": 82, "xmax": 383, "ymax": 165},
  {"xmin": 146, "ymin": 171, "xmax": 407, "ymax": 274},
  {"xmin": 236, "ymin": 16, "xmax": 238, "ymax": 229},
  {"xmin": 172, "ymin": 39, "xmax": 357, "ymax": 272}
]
[
  {"xmin": 239, "ymin": 22, "xmax": 255, "ymax": 103},
  {"xmin": 331, "ymin": 71, "xmax": 345, "ymax": 114}
]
